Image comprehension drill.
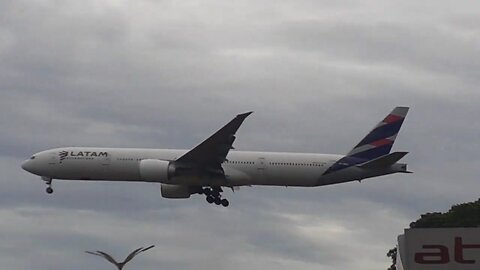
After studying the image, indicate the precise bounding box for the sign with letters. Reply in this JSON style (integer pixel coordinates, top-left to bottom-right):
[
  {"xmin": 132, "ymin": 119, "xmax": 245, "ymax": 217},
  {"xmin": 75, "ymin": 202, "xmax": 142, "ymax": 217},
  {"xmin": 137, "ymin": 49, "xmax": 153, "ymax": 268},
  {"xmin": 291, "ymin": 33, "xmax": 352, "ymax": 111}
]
[{"xmin": 401, "ymin": 228, "xmax": 480, "ymax": 270}]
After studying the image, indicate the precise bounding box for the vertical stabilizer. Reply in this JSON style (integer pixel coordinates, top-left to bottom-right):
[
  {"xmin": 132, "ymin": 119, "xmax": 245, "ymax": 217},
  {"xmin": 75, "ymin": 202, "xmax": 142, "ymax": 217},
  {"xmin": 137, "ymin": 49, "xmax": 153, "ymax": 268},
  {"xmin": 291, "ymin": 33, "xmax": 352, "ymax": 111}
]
[
  {"xmin": 323, "ymin": 106, "xmax": 409, "ymax": 175},
  {"xmin": 347, "ymin": 106, "xmax": 409, "ymax": 160}
]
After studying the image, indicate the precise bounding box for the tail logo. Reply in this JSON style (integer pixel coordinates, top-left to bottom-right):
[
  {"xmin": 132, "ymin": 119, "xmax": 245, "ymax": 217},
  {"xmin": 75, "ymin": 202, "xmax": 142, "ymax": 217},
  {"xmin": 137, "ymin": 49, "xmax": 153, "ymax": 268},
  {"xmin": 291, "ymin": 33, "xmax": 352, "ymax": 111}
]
[
  {"xmin": 347, "ymin": 107, "xmax": 409, "ymax": 160},
  {"xmin": 323, "ymin": 107, "xmax": 409, "ymax": 175}
]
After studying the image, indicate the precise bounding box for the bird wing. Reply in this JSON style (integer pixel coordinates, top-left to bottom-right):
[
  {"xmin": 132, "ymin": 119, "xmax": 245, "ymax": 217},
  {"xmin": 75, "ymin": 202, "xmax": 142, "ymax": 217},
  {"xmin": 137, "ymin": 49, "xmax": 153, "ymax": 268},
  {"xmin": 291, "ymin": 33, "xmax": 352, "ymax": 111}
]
[
  {"xmin": 122, "ymin": 247, "xmax": 145, "ymax": 264},
  {"xmin": 95, "ymin": 251, "xmax": 121, "ymax": 265}
]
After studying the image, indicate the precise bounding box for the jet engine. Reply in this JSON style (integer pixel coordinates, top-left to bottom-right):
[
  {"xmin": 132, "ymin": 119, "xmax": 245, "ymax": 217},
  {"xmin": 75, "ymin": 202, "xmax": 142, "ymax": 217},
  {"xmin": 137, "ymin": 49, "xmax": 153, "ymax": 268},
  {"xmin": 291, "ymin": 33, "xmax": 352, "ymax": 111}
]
[
  {"xmin": 139, "ymin": 159, "xmax": 175, "ymax": 183},
  {"xmin": 160, "ymin": 184, "xmax": 192, "ymax": 199}
]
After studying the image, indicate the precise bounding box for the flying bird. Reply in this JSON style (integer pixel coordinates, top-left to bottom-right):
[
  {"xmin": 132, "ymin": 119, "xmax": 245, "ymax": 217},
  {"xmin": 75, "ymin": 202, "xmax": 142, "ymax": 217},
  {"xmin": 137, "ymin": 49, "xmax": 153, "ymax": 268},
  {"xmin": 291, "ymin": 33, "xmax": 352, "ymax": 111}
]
[{"xmin": 86, "ymin": 245, "xmax": 155, "ymax": 270}]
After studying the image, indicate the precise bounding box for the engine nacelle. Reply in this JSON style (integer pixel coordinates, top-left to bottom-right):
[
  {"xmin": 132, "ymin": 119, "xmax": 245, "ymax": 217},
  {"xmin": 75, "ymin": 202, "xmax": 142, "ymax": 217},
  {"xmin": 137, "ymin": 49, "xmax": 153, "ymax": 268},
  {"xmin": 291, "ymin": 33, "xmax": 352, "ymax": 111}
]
[
  {"xmin": 160, "ymin": 184, "xmax": 192, "ymax": 199},
  {"xmin": 139, "ymin": 159, "xmax": 175, "ymax": 183}
]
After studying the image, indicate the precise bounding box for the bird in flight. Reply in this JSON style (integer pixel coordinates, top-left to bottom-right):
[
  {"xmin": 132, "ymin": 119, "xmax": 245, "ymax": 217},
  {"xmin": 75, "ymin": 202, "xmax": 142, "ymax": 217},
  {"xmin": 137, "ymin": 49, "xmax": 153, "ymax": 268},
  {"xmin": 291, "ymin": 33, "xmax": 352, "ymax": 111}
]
[{"xmin": 85, "ymin": 245, "xmax": 155, "ymax": 270}]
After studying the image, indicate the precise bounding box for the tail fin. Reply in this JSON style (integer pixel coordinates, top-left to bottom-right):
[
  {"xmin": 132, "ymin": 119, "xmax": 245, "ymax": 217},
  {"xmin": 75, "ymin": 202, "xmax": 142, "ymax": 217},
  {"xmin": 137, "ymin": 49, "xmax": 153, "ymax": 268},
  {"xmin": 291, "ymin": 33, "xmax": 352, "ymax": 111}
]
[
  {"xmin": 322, "ymin": 107, "xmax": 409, "ymax": 176},
  {"xmin": 346, "ymin": 106, "xmax": 409, "ymax": 160}
]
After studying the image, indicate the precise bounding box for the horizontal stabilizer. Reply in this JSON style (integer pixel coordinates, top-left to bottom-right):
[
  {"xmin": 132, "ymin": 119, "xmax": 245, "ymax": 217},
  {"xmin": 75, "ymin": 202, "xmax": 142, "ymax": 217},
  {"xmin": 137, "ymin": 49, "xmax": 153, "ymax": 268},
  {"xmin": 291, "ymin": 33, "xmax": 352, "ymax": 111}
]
[{"xmin": 357, "ymin": 152, "xmax": 408, "ymax": 169}]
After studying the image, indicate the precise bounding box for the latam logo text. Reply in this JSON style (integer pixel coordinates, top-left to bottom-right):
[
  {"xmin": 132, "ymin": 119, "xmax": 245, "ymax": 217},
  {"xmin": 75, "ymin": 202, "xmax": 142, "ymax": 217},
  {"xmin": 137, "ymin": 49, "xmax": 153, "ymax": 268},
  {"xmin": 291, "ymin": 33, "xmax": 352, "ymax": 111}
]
[
  {"xmin": 59, "ymin": 151, "xmax": 108, "ymax": 161},
  {"xmin": 415, "ymin": 237, "xmax": 480, "ymax": 264}
]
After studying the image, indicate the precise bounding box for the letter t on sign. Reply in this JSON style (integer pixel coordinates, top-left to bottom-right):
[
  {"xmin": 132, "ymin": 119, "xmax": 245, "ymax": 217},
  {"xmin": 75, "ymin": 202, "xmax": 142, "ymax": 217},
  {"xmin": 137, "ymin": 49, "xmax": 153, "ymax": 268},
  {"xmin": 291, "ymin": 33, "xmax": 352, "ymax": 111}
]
[{"xmin": 455, "ymin": 237, "xmax": 480, "ymax": 264}]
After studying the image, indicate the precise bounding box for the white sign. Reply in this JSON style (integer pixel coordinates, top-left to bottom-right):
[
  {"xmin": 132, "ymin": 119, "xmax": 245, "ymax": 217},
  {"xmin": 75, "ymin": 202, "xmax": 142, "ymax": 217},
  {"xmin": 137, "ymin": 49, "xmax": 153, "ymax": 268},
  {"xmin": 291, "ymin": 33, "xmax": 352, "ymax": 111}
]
[{"xmin": 401, "ymin": 228, "xmax": 480, "ymax": 270}]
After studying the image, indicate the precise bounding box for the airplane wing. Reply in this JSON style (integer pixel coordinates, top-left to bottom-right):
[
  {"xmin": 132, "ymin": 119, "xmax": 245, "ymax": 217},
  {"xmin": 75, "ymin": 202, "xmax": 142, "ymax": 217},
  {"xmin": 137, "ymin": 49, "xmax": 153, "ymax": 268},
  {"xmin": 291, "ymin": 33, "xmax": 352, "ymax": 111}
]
[{"xmin": 175, "ymin": 112, "xmax": 253, "ymax": 175}]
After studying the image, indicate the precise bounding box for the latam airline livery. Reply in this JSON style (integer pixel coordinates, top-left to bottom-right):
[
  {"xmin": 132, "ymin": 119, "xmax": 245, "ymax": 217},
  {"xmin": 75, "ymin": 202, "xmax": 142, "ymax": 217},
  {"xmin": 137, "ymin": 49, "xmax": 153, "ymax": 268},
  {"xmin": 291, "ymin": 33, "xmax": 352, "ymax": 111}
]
[{"xmin": 22, "ymin": 107, "xmax": 410, "ymax": 207}]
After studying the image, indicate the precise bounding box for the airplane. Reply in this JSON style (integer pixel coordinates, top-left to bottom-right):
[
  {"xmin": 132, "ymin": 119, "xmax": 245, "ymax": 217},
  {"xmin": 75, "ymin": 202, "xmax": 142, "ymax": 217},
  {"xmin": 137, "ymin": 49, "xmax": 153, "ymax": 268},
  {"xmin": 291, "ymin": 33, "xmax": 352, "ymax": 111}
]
[{"xmin": 21, "ymin": 107, "xmax": 411, "ymax": 207}]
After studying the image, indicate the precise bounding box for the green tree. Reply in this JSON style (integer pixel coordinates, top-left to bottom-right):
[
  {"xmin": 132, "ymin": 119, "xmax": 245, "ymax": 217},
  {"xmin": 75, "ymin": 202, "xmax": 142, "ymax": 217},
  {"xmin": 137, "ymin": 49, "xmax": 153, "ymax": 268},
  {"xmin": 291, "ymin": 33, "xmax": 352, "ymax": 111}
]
[
  {"xmin": 387, "ymin": 198, "xmax": 480, "ymax": 269},
  {"xmin": 386, "ymin": 247, "xmax": 397, "ymax": 270},
  {"xmin": 410, "ymin": 199, "xmax": 480, "ymax": 228}
]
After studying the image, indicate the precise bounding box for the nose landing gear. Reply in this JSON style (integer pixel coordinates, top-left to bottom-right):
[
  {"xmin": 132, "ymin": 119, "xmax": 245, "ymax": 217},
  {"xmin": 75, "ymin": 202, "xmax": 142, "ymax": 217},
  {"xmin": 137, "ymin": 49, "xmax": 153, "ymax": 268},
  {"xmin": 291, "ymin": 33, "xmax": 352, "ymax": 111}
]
[{"xmin": 42, "ymin": 176, "xmax": 53, "ymax": 194}]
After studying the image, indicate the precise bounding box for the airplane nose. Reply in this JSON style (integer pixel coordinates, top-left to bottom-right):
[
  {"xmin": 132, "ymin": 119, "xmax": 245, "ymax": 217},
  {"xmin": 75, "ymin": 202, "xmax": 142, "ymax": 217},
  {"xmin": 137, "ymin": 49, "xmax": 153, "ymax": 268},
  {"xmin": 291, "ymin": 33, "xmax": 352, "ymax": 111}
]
[{"xmin": 21, "ymin": 160, "xmax": 32, "ymax": 172}]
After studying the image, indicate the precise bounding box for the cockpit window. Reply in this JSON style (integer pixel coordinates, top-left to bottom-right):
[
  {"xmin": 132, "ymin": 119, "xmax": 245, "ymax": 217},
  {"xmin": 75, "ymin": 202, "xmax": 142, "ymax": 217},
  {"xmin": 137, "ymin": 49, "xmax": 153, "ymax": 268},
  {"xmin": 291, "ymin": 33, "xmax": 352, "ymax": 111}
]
[{"xmin": 30, "ymin": 156, "xmax": 36, "ymax": 160}]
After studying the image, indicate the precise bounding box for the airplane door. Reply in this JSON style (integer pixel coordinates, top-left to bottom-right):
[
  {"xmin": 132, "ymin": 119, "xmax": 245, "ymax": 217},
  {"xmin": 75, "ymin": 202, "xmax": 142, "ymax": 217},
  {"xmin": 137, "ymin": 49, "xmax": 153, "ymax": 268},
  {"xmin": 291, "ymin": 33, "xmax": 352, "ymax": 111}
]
[
  {"xmin": 99, "ymin": 154, "xmax": 112, "ymax": 179},
  {"xmin": 48, "ymin": 152, "xmax": 58, "ymax": 165},
  {"xmin": 101, "ymin": 155, "xmax": 111, "ymax": 166},
  {"xmin": 256, "ymin": 157, "xmax": 266, "ymax": 180}
]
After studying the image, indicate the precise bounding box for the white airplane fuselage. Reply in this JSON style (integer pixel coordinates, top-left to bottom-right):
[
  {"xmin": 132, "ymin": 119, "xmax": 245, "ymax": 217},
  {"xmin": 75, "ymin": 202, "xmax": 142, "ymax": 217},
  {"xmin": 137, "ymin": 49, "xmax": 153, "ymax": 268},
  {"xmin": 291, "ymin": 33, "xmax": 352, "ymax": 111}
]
[
  {"xmin": 22, "ymin": 147, "xmax": 404, "ymax": 188},
  {"xmin": 21, "ymin": 107, "xmax": 410, "ymax": 206}
]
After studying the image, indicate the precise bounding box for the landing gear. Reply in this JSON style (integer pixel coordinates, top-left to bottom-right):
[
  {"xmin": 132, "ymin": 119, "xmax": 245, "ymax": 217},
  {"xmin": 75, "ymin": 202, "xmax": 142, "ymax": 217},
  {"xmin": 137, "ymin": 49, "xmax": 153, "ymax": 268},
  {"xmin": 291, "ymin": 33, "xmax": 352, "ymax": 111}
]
[
  {"xmin": 221, "ymin": 199, "xmax": 229, "ymax": 207},
  {"xmin": 206, "ymin": 195, "xmax": 215, "ymax": 204},
  {"xmin": 42, "ymin": 176, "xmax": 53, "ymax": 194},
  {"xmin": 202, "ymin": 187, "xmax": 229, "ymax": 207}
]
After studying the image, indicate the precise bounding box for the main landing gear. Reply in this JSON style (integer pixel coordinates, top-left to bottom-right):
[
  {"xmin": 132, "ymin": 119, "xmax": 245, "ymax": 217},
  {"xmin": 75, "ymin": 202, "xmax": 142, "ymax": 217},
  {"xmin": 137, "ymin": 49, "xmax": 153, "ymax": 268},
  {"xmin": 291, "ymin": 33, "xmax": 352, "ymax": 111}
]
[
  {"xmin": 201, "ymin": 187, "xmax": 229, "ymax": 207},
  {"xmin": 42, "ymin": 176, "xmax": 53, "ymax": 194}
]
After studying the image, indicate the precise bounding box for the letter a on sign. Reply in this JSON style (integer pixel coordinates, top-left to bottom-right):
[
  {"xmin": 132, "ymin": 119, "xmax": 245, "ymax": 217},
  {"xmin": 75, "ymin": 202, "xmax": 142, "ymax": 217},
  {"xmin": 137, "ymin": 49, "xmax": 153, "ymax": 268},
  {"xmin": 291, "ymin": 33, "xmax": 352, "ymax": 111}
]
[{"xmin": 414, "ymin": 245, "xmax": 449, "ymax": 264}]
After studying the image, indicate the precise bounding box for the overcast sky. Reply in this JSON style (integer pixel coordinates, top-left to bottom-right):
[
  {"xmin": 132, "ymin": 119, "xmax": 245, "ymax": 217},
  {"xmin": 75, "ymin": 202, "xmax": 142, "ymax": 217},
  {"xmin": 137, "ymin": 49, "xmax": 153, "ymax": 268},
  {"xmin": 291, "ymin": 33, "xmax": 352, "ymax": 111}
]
[{"xmin": 1, "ymin": 0, "xmax": 480, "ymax": 269}]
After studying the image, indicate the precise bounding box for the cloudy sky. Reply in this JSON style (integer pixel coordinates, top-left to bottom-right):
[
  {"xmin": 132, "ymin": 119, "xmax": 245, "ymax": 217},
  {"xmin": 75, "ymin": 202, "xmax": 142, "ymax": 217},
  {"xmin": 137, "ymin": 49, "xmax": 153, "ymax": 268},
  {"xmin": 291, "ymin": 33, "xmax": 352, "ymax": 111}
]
[{"xmin": 1, "ymin": 0, "xmax": 480, "ymax": 269}]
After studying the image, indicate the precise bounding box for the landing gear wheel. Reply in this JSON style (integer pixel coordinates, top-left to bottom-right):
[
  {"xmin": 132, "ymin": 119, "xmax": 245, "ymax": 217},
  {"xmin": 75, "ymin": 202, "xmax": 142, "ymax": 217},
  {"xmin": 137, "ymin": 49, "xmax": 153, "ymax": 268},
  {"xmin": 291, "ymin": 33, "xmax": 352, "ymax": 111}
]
[
  {"xmin": 206, "ymin": 196, "xmax": 214, "ymax": 204},
  {"xmin": 203, "ymin": 188, "xmax": 212, "ymax": 196},
  {"xmin": 203, "ymin": 186, "xmax": 230, "ymax": 206},
  {"xmin": 211, "ymin": 191, "xmax": 220, "ymax": 198},
  {"xmin": 42, "ymin": 177, "xmax": 53, "ymax": 194},
  {"xmin": 221, "ymin": 199, "xmax": 229, "ymax": 207}
]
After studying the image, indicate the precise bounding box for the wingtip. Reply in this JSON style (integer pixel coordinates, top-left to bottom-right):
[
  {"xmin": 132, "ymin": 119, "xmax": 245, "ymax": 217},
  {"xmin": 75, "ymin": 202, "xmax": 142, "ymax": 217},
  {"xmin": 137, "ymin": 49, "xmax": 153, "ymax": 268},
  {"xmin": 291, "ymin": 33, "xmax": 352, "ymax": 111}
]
[{"xmin": 237, "ymin": 111, "xmax": 253, "ymax": 118}]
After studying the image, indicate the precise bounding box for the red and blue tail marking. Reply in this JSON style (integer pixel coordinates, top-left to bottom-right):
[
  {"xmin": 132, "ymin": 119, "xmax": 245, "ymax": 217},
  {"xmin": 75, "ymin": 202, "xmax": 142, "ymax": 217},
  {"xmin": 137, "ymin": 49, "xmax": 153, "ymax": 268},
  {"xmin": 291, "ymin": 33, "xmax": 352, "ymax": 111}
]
[
  {"xmin": 347, "ymin": 106, "xmax": 409, "ymax": 160},
  {"xmin": 324, "ymin": 107, "xmax": 409, "ymax": 174}
]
